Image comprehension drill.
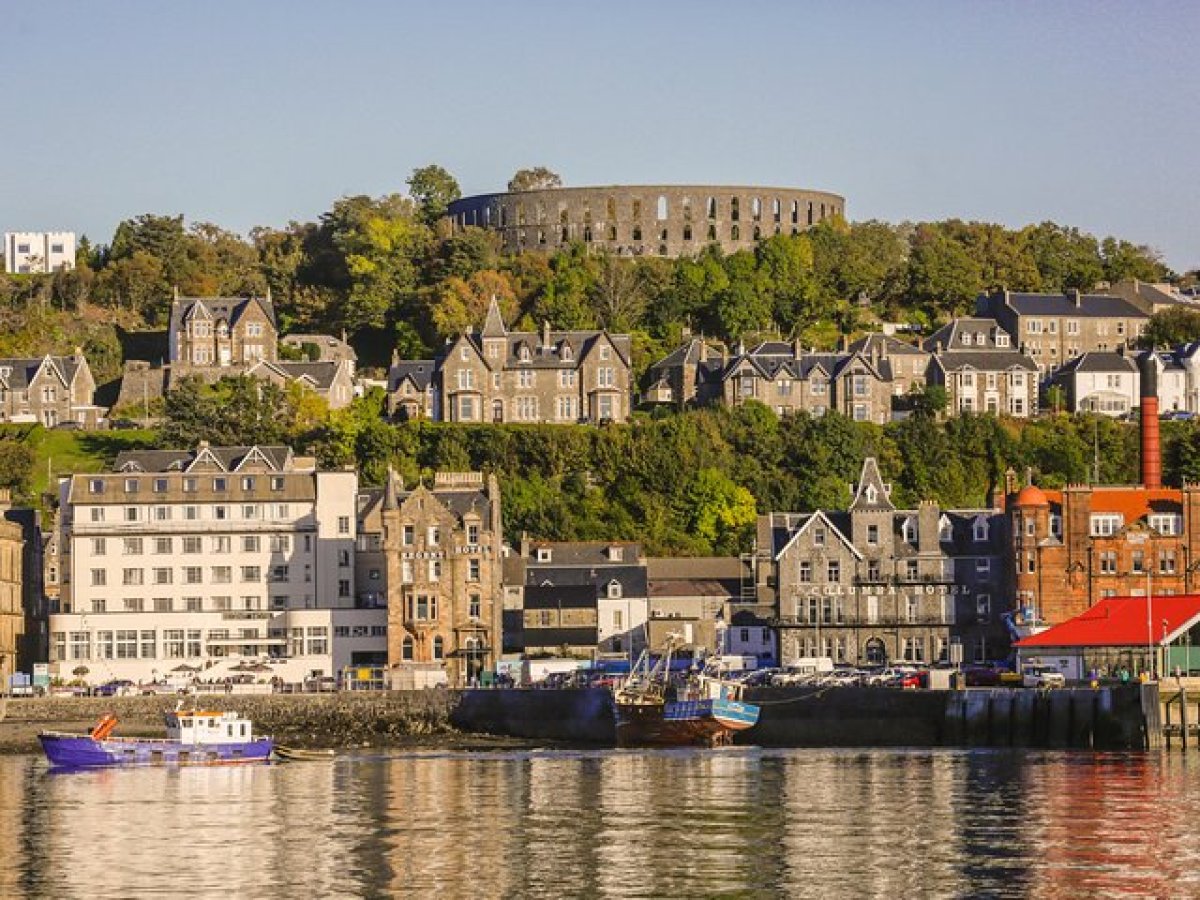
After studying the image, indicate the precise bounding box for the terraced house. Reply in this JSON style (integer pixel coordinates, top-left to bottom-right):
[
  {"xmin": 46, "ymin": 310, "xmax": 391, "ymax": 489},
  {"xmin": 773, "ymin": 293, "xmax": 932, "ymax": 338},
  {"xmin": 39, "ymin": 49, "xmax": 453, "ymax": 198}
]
[
  {"xmin": 393, "ymin": 299, "xmax": 632, "ymax": 424},
  {"xmin": 755, "ymin": 458, "xmax": 1009, "ymax": 667},
  {"xmin": 923, "ymin": 318, "xmax": 1039, "ymax": 417}
]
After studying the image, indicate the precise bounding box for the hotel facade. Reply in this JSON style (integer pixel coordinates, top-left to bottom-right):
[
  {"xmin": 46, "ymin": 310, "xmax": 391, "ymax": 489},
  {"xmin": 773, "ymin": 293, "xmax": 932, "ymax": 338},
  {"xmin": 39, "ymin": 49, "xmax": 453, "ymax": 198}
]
[{"xmin": 48, "ymin": 444, "xmax": 371, "ymax": 685}]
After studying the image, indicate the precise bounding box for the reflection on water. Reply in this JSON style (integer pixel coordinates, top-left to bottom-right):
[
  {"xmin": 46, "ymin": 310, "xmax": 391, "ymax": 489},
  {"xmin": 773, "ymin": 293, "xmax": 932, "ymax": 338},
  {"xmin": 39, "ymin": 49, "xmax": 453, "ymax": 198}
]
[{"xmin": 1, "ymin": 747, "xmax": 1198, "ymax": 898}]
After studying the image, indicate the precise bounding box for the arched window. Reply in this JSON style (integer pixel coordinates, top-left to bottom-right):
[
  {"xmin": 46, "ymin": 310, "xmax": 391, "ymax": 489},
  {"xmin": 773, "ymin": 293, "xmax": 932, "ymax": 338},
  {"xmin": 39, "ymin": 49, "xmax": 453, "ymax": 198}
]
[
  {"xmin": 606, "ymin": 197, "xmax": 617, "ymax": 221},
  {"xmin": 751, "ymin": 197, "xmax": 762, "ymax": 221},
  {"xmin": 658, "ymin": 244, "xmax": 668, "ymax": 256},
  {"xmin": 865, "ymin": 637, "xmax": 887, "ymax": 666},
  {"xmin": 559, "ymin": 206, "xmax": 569, "ymax": 225},
  {"xmin": 730, "ymin": 197, "xmax": 740, "ymax": 221},
  {"xmin": 583, "ymin": 204, "xmax": 592, "ymax": 224},
  {"xmin": 632, "ymin": 225, "xmax": 642, "ymax": 241},
  {"xmin": 902, "ymin": 517, "xmax": 917, "ymax": 543},
  {"xmin": 583, "ymin": 227, "xmax": 593, "ymax": 243},
  {"xmin": 607, "ymin": 225, "xmax": 617, "ymax": 241},
  {"xmin": 731, "ymin": 224, "xmax": 740, "ymax": 241},
  {"xmin": 656, "ymin": 195, "xmax": 668, "ymax": 220},
  {"xmin": 683, "ymin": 224, "xmax": 693, "ymax": 241},
  {"xmin": 939, "ymin": 516, "xmax": 953, "ymax": 541},
  {"xmin": 560, "ymin": 227, "xmax": 569, "ymax": 243},
  {"xmin": 499, "ymin": 205, "xmax": 507, "ymax": 227},
  {"xmin": 659, "ymin": 228, "xmax": 668, "ymax": 242},
  {"xmin": 706, "ymin": 197, "xmax": 717, "ymax": 219},
  {"xmin": 433, "ymin": 636, "xmax": 444, "ymax": 660},
  {"xmin": 753, "ymin": 225, "xmax": 761, "ymax": 241},
  {"xmin": 401, "ymin": 636, "xmax": 414, "ymax": 661},
  {"xmin": 791, "ymin": 200, "xmax": 799, "ymax": 224},
  {"xmin": 535, "ymin": 202, "xmax": 545, "ymax": 224},
  {"xmin": 632, "ymin": 198, "xmax": 642, "ymax": 219},
  {"xmin": 772, "ymin": 198, "xmax": 781, "ymax": 222},
  {"xmin": 516, "ymin": 204, "xmax": 526, "ymax": 226},
  {"xmin": 492, "ymin": 400, "xmax": 504, "ymax": 423},
  {"xmin": 807, "ymin": 202, "xmax": 814, "ymax": 225},
  {"xmin": 682, "ymin": 197, "xmax": 692, "ymax": 221},
  {"xmin": 821, "ymin": 203, "xmax": 827, "ymax": 219},
  {"xmin": 707, "ymin": 224, "xmax": 717, "ymax": 241}
]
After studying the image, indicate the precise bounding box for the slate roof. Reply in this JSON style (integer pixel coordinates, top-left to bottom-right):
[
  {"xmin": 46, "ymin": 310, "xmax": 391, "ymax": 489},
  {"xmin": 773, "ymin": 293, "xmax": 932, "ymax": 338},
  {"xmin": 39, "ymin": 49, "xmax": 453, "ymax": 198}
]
[
  {"xmin": 267, "ymin": 361, "xmax": 343, "ymax": 390},
  {"xmin": 934, "ymin": 351, "xmax": 1038, "ymax": 372},
  {"xmin": 923, "ymin": 318, "xmax": 1014, "ymax": 352},
  {"xmin": 1053, "ymin": 352, "xmax": 1139, "ymax": 376},
  {"xmin": 0, "ymin": 356, "xmax": 84, "ymax": 389},
  {"xmin": 1002, "ymin": 291, "xmax": 1147, "ymax": 319},
  {"xmin": 112, "ymin": 445, "xmax": 293, "ymax": 473},
  {"xmin": 169, "ymin": 295, "xmax": 277, "ymax": 336},
  {"xmin": 848, "ymin": 334, "xmax": 928, "ymax": 356},
  {"xmin": 388, "ymin": 360, "xmax": 436, "ymax": 391}
]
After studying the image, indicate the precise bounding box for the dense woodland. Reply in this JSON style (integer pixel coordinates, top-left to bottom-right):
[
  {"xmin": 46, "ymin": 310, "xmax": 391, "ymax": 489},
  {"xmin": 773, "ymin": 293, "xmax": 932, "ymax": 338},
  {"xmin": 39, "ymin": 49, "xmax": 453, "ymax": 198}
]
[{"xmin": 1, "ymin": 165, "xmax": 1198, "ymax": 552}]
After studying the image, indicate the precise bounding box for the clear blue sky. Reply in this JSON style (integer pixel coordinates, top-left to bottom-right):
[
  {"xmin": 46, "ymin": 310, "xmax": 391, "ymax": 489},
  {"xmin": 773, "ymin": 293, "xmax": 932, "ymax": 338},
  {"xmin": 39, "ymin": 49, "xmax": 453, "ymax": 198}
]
[{"xmin": 3, "ymin": 0, "xmax": 1197, "ymax": 271}]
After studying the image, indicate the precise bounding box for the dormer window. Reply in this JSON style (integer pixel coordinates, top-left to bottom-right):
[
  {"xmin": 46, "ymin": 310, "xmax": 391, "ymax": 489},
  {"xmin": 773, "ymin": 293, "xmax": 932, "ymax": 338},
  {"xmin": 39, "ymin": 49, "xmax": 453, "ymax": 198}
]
[
  {"xmin": 939, "ymin": 516, "xmax": 953, "ymax": 541},
  {"xmin": 902, "ymin": 518, "xmax": 917, "ymax": 543},
  {"xmin": 972, "ymin": 517, "xmax": 990, "ymax": 542},
  {"xmin": 607, "ymin": 580, "xmax": 623, "ymax": 599},
  {"xmin": 608, "ymin": 545, "xmax": 624, "ymax": 561},
  {"xmin": 561, "ymin": 345, "xmax": 573, "ymax": 361},
  {"xmin": 536, "ymin": 547, "xmax": 552, "ymax": 563},
  {"xmin": 1090, "ymin": 514, "xmax": 1123, "ymax": 537},
  {"xmin": 865, "ymin": 485, "xmax": 877, "ymax": 503},
  {"xmin": 996, "ymin": 333, "xmax": 1010, "ymax": 347},
  {"xmin": 519, "ymin": 345, "xmax": 531, "ymax": 362}
]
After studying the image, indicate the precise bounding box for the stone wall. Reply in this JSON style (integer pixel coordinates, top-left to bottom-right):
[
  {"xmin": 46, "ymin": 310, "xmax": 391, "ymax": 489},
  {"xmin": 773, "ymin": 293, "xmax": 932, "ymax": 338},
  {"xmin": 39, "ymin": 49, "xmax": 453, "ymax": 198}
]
[{"xmin": 448, "ymin": 185, "xmax": 846, "ymax": 258}]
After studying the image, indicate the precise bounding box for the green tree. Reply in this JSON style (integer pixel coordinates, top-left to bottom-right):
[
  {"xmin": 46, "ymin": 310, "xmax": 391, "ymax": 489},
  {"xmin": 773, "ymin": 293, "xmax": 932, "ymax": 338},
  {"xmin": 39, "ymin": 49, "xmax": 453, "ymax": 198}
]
[
  {"xmin": 407, "ymin": 164, "xmax": 461, "ymax": 226},
  {"xmin": 507, "ymin": 167, "xmax": 562, "ymax": 192},
  {"xmin": 907, "ymin": 224, "xmax": 983, "ymax": 318},
  {"xmin": 1101, "ymin": 237, "xmax": 1171, "ymax": 285},
  {"xmin": 1141, "ymin": 307, "xmax": 1200, "ymax": 349},
  {"xmin": 679, "ymin": 467, "xmax": 757, "ymax": 552},
  {"xmin": 1023, "ymin": 222, "xmax": 1104, "ymax": 292}
]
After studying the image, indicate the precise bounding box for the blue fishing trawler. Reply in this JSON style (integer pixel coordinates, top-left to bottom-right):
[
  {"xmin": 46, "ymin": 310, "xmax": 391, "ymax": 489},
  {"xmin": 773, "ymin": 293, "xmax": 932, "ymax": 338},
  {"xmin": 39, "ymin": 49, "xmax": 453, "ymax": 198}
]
[
  {"xmin": 613, "ymin": 635, "xmax": 760, "ymax": 747},
  {"xmin": 39, "ymin": 705, "xmax": 273, "ymax": 768}
]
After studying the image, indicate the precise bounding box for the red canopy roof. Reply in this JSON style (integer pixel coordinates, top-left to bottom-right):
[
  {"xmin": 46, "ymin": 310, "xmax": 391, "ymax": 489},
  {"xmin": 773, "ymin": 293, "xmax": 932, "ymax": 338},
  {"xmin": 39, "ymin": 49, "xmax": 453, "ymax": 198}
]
[{"xmin": 1016, "ymin": 595, "xmax": 1200, "ymax": 649}]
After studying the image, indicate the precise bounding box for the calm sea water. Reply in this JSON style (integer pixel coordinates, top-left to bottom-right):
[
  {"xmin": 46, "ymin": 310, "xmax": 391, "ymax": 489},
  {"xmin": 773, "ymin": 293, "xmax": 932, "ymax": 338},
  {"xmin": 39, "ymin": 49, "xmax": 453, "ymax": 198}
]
[{"xmin": 0, "ymin": 746, "xmax": 1197, "ymax": 899}]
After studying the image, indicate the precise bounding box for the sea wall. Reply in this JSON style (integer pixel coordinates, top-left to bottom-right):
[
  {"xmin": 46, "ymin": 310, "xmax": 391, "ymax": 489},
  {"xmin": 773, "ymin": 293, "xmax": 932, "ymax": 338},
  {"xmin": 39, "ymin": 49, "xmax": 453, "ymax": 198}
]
[
  {"xmin": 452, "ymin": 685, "xmax": 1152, "ymax": 750},
  {"xmin": 0, "ymin": 691, "xmax": 458, "ymax": 752}
]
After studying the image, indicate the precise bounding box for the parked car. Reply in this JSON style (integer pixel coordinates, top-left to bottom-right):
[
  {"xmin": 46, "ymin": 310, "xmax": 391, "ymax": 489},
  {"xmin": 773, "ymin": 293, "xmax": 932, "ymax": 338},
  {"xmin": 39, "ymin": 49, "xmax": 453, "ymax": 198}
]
[
  {"xmin": 94, "ymin": 679, "xmax": 135, "ymax": 697},
  {"xmin": 963, "ymin": 665, "xmax": 1002, "ymax": 687},
  {"xmin": 1023, "ymin": 666, "xmax": 1066, "ymax": 689}
]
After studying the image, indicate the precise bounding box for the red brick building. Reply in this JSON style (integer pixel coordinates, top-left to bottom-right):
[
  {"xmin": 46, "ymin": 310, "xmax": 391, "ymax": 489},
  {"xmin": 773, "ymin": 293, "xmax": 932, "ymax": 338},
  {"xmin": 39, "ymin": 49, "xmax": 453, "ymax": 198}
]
[{"xmin": 1010, "ymin": 352, "xmax": 1200, "ymax": 626}]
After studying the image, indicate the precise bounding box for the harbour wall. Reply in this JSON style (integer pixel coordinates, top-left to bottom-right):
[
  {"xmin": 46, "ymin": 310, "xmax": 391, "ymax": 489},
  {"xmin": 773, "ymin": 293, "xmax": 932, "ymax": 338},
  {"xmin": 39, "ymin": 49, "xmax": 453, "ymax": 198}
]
[
  {"xmin": 452, "ymin": 685, "xmax": 1153, "ymax": 750},
  {"xmin": 0, "ymin": 691, "xmax": 458, "ymax": 753}
]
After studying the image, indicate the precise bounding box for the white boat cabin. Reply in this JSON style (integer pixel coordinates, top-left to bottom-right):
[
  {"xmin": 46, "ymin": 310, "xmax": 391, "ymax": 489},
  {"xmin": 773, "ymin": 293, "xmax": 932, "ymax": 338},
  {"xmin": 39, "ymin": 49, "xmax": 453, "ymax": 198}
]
[{"xmin": 164, "ymin": 710, "xmax": 255, "ymax": 745}]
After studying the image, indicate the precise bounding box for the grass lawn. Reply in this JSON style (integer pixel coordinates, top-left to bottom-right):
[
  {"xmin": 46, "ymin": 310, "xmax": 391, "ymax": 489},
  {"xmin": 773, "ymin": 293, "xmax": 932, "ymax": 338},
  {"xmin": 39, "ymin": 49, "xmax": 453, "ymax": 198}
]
[{"xmin": 1, "ymin": 425, "xmax": 160, "ymax": 500}]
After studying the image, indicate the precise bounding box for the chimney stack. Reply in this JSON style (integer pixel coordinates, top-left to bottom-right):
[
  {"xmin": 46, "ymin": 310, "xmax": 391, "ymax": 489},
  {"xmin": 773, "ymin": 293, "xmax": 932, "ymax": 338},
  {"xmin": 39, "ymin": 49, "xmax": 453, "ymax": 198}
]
[{"xmin": 1138, "ymin": 351, "xmax": 1161, "ymax": 488}]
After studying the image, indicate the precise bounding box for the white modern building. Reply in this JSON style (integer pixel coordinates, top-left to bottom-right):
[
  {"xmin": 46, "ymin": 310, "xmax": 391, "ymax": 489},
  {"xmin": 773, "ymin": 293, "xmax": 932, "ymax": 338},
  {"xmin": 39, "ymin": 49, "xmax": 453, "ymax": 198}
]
[
  {"xmin": 4, "ymin": 232, "xmax": 76, "ymax": 274},
  {"xmin": 49, "ymin": 443, "xmax": 380, "ymax": 686}
]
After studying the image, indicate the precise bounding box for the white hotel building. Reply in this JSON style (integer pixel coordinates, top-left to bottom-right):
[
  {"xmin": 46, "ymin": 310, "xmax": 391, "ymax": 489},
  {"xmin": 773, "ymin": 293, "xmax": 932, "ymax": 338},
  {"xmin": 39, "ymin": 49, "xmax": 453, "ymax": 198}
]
[{"xmin": 50, "ymin": 444, "xmax": 385, "ymax": 686}]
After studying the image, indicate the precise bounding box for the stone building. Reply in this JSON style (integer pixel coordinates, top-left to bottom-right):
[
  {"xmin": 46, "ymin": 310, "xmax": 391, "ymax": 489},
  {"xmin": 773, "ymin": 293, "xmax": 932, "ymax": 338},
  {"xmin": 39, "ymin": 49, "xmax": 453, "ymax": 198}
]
[
  {"xmin": 168, "ymin": 293, "xmax": 278, "ymax": 369},
  {"xmin": 976, "ymin": 289, "xmax": 1148, "ymax": 374},
  {"xmin": 49, "ymin": 443, "xmax": 365, "ymax": 686},
  {"xmin": 644, "ymin": 556, "xmax": 766, "ymax": 660},
  {"xmin": 646, "ymin": 339, "xmax": 898, "ymax": 422},
  {"xmin": 0, "ymin": 353, "xmax": 103, "ymax": 428},
  {"xmin": 385, "ymin": 358, "xmax": 437, "ymax": 420},
  {"xmin": 392, "ymin": 299, "xmax": 633, "ymax": 424},
  {"xmin": 447, "ymin": 185, "xmax": 846, "ymax": 258},
  {"xmin": 371, "ymin": 470, "xmax": 503, "ymax": 686},
  {"xmin": 507, "ymin": 540, "xmax": 648, "ymax": 659},
  {"xmin": 246, "ymin": 359, "xmax": 356, "ymax": 409},
  {"xmin": 0, "ymin": 510, "xmax": 24, "ymax": 689},
  {"xmin": 756, "ymin": 458, "xmax": 1009, "ymax": 666}
]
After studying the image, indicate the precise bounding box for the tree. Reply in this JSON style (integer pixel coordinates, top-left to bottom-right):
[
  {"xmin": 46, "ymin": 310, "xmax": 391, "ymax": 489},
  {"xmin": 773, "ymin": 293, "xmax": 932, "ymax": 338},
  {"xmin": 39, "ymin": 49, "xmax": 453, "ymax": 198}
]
[
  {"xmin": 908, "ymin": 384, "xmax": 949, "ymax": 420},
  {"xmin": 591, "ymin": 255, "xmax": 647, "ymax": 331},
  {"xmin": 1101, "ymin": 237, "xmax": 1171, "ymax": 284},
  {"xmin": 679, "ymin": 467, "xmax": 757, "ymax": 553},
  {"xmin": 109, "ymin": 213, "xmax": 193, "ymax": 289},
  {"xmin": 508, "ymin": 167, "xmax": 562, "ymax": 192},
  {"xmin": 1023, "ymin": 222, "xmax": 1103, "ymax": 292},
  {"xmin": 0, "ymin": 440, "xmax": 34, "ymax": 497},
  {"xmin": 907, "ymin": 224, "xmax": 983, "ymax": 318},
  {"xmin": 407, "ymin": 165, "xmax": 461, "ymax": 226}
]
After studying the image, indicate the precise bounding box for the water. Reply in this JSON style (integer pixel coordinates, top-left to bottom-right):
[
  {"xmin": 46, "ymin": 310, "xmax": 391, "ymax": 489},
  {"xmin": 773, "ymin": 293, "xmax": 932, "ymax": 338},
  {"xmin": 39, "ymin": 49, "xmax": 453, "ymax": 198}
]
[{"xmin": 1, "ymin": 746, "xmax": 1198, "ymax": 899}]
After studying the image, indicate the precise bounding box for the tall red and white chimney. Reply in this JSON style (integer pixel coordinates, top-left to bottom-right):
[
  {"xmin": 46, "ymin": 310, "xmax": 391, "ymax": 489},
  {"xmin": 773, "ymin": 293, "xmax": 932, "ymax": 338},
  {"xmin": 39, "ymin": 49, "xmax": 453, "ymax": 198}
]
[{"xmin": 1138, "ymin": 351, "xmax": 1161, "ymax": 489}]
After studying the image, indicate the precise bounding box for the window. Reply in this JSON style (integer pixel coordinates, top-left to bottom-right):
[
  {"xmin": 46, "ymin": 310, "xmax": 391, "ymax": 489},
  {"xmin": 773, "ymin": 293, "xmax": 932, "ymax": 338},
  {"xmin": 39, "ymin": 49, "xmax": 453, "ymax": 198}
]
[
  {"xmin": 1150, "ymin": 514, "xmax": 1182, "ymax": 536},
  {"xmin": 975, "ymin": 558, "xmax": 991, "ymax": 576},
  {"xmin": 241, "ymin": 566, "xmax": 261, "ymax": 582},
  {"xmin": 124, "ymin": 507, "xmax": 139, "ymax": 523},
  {"xmin": 242, "ymin": 536, "xmax": 260, "ymax": 553},
  {"xmin": 270, "ymin": 535, "xmax": 291, "ymax": 553},
  {"xmin": 90, "ymin": 507, "xmax": 105, "ymax": 523},
  {"xmin": 906, "ymin": 596, "xmax": 919, "ymax": 622},
  {"xmin": 88, "ymin": 478, "xmax": 104, "ymax": 494},
  {"xmin": 338, "ymin": 516, "xmax": 350, "ymax": 535},
  {"xmin": 123, "ymin": 537, "xmax": 143, "ymax": 556},
  {"xmin": 402, "ymin": 637, "xmax": 414, "ymax": 661},
  {"xmin": 403, "ymin": 525, "xmax": 414, "ymax": 546},
  {"xmin": 91, "ymin": 568, "xmax": 107, "ymax": 587},
  {"xmin": 866, "ymin": 559, "xmax": 881, "ymax": 581},
  {"xmin": 122, "ymin": 568, "xmax": 143, "ymax": 586},
  {"xmin": 154, "ymin": 537, "xmax": 173, "ymax": 555},
  {"xmin": 428, "ymin": 560, "xmax": 441, "ymax": 582},
  {"xmin": 469, "ymin": 594, "xmax": 481, "ymax": 619},
  {"xmin": 1132, "ymin": 550, "xmax": 1145, "ymax": 574},
  {"xmin": 1090, "ymin": 514, "xmax": 1123, "ymax": 537},
  {"xmin": 183, "ymin": 536, "xmax": 202, "ymax": 554},
  {"xmin": 124, "ymin": 478, "xmax": 139, "ymax": 494},
  {"xmin": 184, "ymin": 566, "xmax": 202, "ymax": 584},
  {"xmin": 92, "ymin": 538, "xmax": 107, "ymax": 556},
  {"xmin": 242, "ymin": 505, "xmax": 258, "ymax": 520},
  {"xmin": 1099, "ymin": 551, "xmax": 1117, "ymax": 574},
  {"xmin": 1161, "ymin": 551, "xmax": 1178, "ymax": 575},
  {"xmin": 468, "ymin": 559, "xmax": 480, "ymax": 582},
  {"xmin": 866, "ymin": 524, "xmax": 879, "ymax": 546},
  {"xmin": 827, "ymin": 560, "xmax": 840, "ymax": 583},
  {"xmin": 972, "ymin": 518, "xmax": 990, "ymax": 542},
  {"xmin": 798, "ymin": 561, "xmax": 812, "ymax": 583},
  {"xmin": 427, "ymin": 526, "xmax": 440, "ymax": 547},
  {"xmin": 906, "ymin": 560, "xmax": 919, "ymax": 581},
  {"xmin": 185, "ymin": 505, "xmax": 199, "ymax": 521},
  {"xmin": 152, "ymin": 567, "xmax": 172, "ymax": 585},
  {"xmin": 211, "ymin": 566, "xmax": 232, "ymax": 584},
  {"xmin": 813, "ymin": 527, "xmax": 825, "ymax": 548}
]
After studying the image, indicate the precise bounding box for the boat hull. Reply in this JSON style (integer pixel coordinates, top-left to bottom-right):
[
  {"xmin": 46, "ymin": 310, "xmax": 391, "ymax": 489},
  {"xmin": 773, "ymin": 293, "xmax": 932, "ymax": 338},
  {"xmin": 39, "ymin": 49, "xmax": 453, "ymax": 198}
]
[
  {"xmin": 615, "ymin": 698, "xmax": 760, "ymax": 748},
  {"xmin": 39, "ymin": 733, "xmax": 274, "ymax": 768}
]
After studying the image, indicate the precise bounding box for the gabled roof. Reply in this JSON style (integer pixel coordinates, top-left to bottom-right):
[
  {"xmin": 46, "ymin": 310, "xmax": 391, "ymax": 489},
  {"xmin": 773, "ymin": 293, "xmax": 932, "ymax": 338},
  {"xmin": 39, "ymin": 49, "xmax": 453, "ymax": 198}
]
[
  {"xmin": 848, "ymin": 333, "xmax": 928, "ymax": 357},
  {"xmin": 0, "ymin": 355, "xmax": 84, "ymax": 390},
  {"xmin": 169, "ymin": 295, "xmax": 277, "ymax": 337},
  {"xmin": 388, "ymin": 360, "xmax": 436, "ymax": 391},
  {"xmin": 923, "ymin": 318, "xmax": 1013, "ymax": 352},
  {"xmin": 774, "ymin": 509, "xmax": 863, "ymax": 561},
  {"xmin": 1053, "ymin": 352, "xmax": 1139, "ymax": 377},
  {"xmin": 1016, "ymin": 595, "xmax": 1200, "ymax": 648},
  {"xmin": 1026, "ymin": 486, "xmax": 1182, "ymax": 524},
  {"xmin": 112, "ymin": 445, "xmax": 292, "ymax": 473},
  {"xmin": 849, "ymin": 457, "xmax": 895, "ymax": 512}
]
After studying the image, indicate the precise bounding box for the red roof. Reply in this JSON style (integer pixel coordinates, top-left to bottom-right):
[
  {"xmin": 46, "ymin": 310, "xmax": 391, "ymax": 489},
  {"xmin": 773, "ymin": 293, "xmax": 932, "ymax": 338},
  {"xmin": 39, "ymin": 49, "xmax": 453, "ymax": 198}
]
[
  {"xmin": 1030, "ymin": 486, "xmax": 1182, "ymax": 522},
  {"xmin": 1016, "ymin": 595, "xmax": 1200, "ymax": 649}
]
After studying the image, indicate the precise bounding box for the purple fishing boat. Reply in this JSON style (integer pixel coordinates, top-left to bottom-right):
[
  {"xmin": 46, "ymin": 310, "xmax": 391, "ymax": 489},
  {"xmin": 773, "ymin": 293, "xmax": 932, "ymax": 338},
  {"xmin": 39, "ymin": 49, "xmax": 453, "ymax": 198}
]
[{"xmin": 39, "ymin": 706, "xmax": 273, "ymax": 768}]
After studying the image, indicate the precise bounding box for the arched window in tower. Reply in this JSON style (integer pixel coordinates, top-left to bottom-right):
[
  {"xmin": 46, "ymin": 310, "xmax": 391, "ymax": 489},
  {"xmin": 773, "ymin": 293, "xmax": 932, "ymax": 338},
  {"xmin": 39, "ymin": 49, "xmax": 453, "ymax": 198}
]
[
  {"xmin": 516, "ymin": 204, "xmax": 526, "ymax": 226},
  {"xmin": 499, "ymin": 205, "xmax": 507, "ymax": 227},
  {"xmin": 751, "ymin": 197, "xmax": 762, "ymax": 221},
  {"xmin": 607, "ymin": 225, "xmax": 617, "ymax": 241},
  {"xmin": 753, "ymin": 225, "xmax": 761, "ymax": 241},
  {"xmin": 632, "ymin": 198, "xmax": 642, "ymax": 220},
  {"xmin": 583, "ymin": 226, "xmax": 593, "ymax": 243},
  {"xmin": 682, "ymin": 197, "xmax": 692, "ymax": 221},
  {"xmin": 606, "ymin": 197, "xmax": 617, "ymax": 221},
  {"xmin": 706, "ymin": 197, "xmax": 717, "ymax": 219},
  {"xmin": 683, "ymin": 224, "xmax": 693, "ymax": 241},
  {"xmin": 535, "ymin": 202, "xmax": 545, "ymax": 224},
  {"xmin": 730, "ymin": 197, "xmax": 740, "ymax": 221},
  {"xmin": 632, "ymin": 225, "xmax": 642, "ymax": 241},
  {"xmin": 773, "ymin": 198, "xmax": 782, "ymax": 222},
  {"xmin": 656, "ymin": 195, "xmax": 668, "ymax": 220},
  {"xmin": 791, "ymin": 200, "xmax": 799, "ymax": 224},
  {"xmin": 807, "ymin": 202, "xmax": 814, "ymax": 225},
  {"xmin": 707, "ymin": 224, "xmax": 717, "ymax": 241},
  {"xmin": 731, "ymin": 224, "xmax": 740, "ymax": 241},
  {"xmin": 559, "ymin": 206, "xmax": 569, "ymax": 225}
]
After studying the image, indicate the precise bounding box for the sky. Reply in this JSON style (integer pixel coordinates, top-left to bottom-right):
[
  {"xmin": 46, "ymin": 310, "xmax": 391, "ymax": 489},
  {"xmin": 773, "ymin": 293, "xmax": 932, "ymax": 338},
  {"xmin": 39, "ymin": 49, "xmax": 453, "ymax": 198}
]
[{"xmin": 2, "ymin": 0, "xmax": 1197, "ymax": 271}]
